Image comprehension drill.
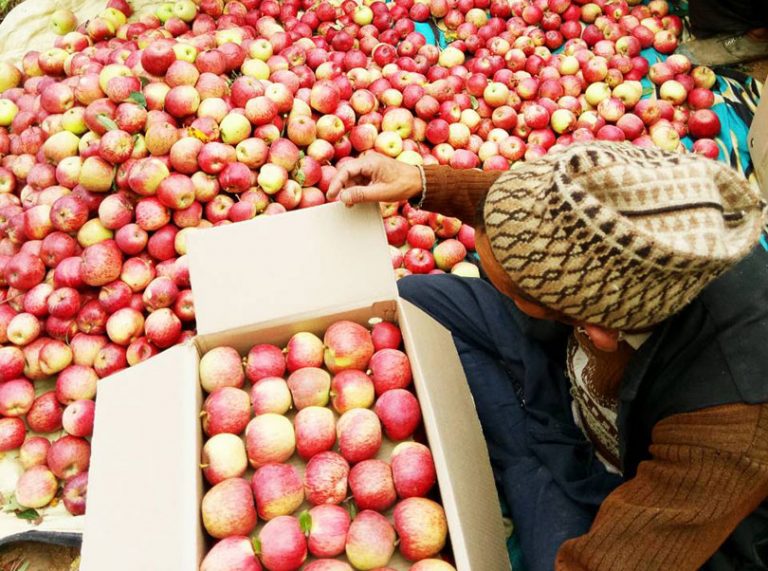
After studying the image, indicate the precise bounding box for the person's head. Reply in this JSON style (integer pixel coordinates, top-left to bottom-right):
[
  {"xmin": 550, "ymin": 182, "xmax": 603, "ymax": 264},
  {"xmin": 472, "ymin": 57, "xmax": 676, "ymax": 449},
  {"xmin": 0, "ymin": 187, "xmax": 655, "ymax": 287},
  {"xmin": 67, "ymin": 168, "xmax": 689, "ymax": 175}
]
[{"xmin": 476, "ymin": 142, "xmax": 765, "ymax": 347}]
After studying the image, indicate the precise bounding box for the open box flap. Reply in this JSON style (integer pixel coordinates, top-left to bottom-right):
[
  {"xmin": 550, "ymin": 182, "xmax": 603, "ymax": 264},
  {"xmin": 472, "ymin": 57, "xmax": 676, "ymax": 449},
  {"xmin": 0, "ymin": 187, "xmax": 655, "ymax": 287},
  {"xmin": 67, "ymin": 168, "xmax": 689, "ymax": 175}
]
[
  {"xmin": 398, "ymin": 298, "xmax": 511, "ymax": 571},
  {"xmin": 749, "ymin": 82, "xmax": 768, "ymax": 199},
  {"xmin": 80, "ymin": 344, "xmax": 203, "ymax": 571},
  {"xmin": 188, "ymin": 202, "xmax": 396, "ymax": 336}
]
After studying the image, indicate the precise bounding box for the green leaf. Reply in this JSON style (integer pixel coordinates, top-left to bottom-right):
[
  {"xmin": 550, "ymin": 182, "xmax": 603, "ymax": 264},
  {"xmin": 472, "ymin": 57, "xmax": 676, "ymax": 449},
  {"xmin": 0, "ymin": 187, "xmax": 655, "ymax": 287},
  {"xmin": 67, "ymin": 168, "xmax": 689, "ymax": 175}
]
[
  {"xmin": 1, "ymin": 493, "xmax": 21, "ymax": 512},
  {"xmin": 346, "ymin": 499, "xmax": 358, "ymax": 519},
  {"xmin": 642, "ymin": 87, "xmax": 655, "ymax": 97},
  {"xmin": 16, "ymin": 508, "xmax": 40, "ymax": 521},
  {"xmin": 298, "ymin": 510, "xmax": 312, "ymax": 535},
  {"xmin": 139, "ymin": 76, "xmax": 150, "ymax": 88},
  {"xmin": 293, "ymin": 169, "xmax": 306, "ymax": 186},
  {"xmin": 470, "ymin": 95, "xmax": 479, "ymax": 110},
  {"xmin": 127, "ymin": 91, "xmax": 147, "ymax": 108},
  {"xmin": 96, "ymin": 114, "xmax": 119, "ymax": 132},
  {"xmin": 251, "ymin": 537, "xmax": 261, "ymax": 555}
]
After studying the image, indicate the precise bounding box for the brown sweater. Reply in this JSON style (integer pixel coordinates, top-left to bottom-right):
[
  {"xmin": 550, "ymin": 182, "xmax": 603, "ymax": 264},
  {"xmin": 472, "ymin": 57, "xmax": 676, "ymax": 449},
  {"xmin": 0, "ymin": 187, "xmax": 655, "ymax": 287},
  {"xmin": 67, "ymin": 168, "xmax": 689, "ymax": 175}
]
[{"xmin": 422, "ymin": 165, "xmax": 768, "ymax": 570}]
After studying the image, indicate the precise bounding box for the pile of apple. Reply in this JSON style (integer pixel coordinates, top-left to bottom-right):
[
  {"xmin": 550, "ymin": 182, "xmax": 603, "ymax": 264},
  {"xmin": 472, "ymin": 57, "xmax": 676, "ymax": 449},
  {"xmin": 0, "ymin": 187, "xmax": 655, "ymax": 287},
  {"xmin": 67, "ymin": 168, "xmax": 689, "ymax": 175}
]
[
  {"xmin": 198, "ymin": 319, "xmax": 453, "ymax": 571},
  {"xmin": 0, "ymin": 0, "xmax": 726, "ymax": 523},
  {"xmin": 384, "ymin": 202, "xmax": 478, "ymax": 278}
]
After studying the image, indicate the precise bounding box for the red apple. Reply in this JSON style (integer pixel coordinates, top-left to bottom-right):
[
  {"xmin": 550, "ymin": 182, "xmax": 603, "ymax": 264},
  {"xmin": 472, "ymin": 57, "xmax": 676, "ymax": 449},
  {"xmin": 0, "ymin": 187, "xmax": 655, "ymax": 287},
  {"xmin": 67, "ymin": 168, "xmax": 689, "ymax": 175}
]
[
  {"xmin": 15, "ymin": 465, "xmax": 57, "ymax": 508},
  {"xmin": 256, "ymin": 515, "xmax": 307, "ymax": 571},
  {"xmin": 337, "ymin": 408, "xmax": 382, "ymax": 464},
  {"xmin": 0, "ymin": 346, "xmax": 25, "ymax": 381},
  {"xmin": 371, "ymin": 321, "xmax": 402, "ymax": 351},
  {"xmin": 62, "ymin": 399, "xmax": 95, "ymax": 438},
  {"xmin": 200, "ymin": 537, "xmax": 262, "ymax": 571},
  {"xmin": 693, "ymin": 138, "xmax": 719, "ymax": 160},
  {"xmin": 250, "ymin": 377, "xmax": 292, "ymax": 416},
  {"xmin": 56, "ymin": 364, "xmax": 98, "ymax": 404},
  {"xmin": 307, "ymin": 504, "xmax": 351, "ymax": 558},
  {"xmin": 202, "ymin": 386, "xmax": 251, "ymax": 436},
  {"xmin": 202, "ymin": 477, "xmax": 258, "ymax": 539},
  {"xmin": 349, "ymin": 459, "xmax": 397, "ymax": 512},
  {"xmin": 27, "ymin": 391, "xmax": 64, "ymax": 433},
  {"xmin": 688, "ymin": 109, "xmax": 721, "ymax": 139},
  {"xmin": 252, "ymin": 463, "xmax": 304, "ymax": 520},
  {"xmin": 330, "ymin": 369, "xmax": 375, "ymax": 414},
  {"xmin": 345, "ymin": 510, "xmax": 396, "ymax": 570},
  {"xmin": 199, "ymin": 346, "xmax": 244, "ymax": 392},
  {"xmin": 61, "ymin": 471, "xmax": 88, "ymax": 516},
  {"xmin": 391, "ymin": 442, "xmax": 437, "ymax": 499},
  {"xmin": 47, "ymin": 434, "xmax": 90, "ymax": 480},
  {"xmin": 294, "ymin": 406, "xmax": 336, "ymax": 460},
  {"xmin": 323, "ymin": 320, "xmax": 374, "ymax": 373},
  {"xmin": 374, "ymin": 389, "xmax": 422, "ymax": 441},
  {"xmin": 245, "ymin": 413, "xmax": 295, "ymax": 468},
  {"xmin": 19, "ymin": 436, "xmax": 51, "ymax": 469},
  {"xmin": 82, "ymin": 240, "xmax": 123, "ymax": 287},
  {"xmin": 393, "ymin": 497, "xmax": 448, "ymax": 561},
  {"xmin": 288, "ymin": 367, "xmax": 331, "ymax": 409},
  {"xmin": 284, "ymin": 332, "xmax": 324, "ymax": 372},
  {"xmin": 304, "ymin": 451, "xmax": 350, "ymax": 505},
  {"xmin": 200, "ymin": 432, "xmax": 248, "ymax": 486}
]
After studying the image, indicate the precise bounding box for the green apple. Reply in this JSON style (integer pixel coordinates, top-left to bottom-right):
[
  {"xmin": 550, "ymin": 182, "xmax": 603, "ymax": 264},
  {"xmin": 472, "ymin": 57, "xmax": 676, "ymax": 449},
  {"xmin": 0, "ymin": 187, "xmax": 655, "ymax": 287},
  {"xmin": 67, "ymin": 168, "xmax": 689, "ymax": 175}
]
[
  {"xmin": 248, "ymin": 39, "xmax": 273, "ymax": 61},
  {"xmin": 438, "ymin": 46, "xmax": 465, "ymax": 67},
  {"xmin": 155, "ymin": 3, "xmax": 175, "ymax": 23},
  {"xmin": 353, "ymin": 5, "xmax": 373, "ymax": 25},
  {"xmin": 77, "ymin": 219, "xmax": 114, "ymax": 247},
  {"xmin": 51, "ymin": 9, "xmax": 77, "ymax": 35},
  {"xmin": 0, "ymin": 63, "xmax": 22, "ymax": 93},
  {"xmin": 220, "ymin": 113, "xmax": 251, "ymax": 145},
  {"xmin": 0, "ymin": 99, "xmax": 19, "ymax": 127},
  {"xmin": 257, "ymin": 163, "xmax": 288, "ymax": 195},
  {"xmin": 42, "ymin": 131, "xmax": 81, "ymax": 165},
  {"xmin": 61, "ymin": 107, "xmax": 87, "ymax": 135},
  {"xmin": 241, "ymin": 59, "xmax": 270, "ymax": 80},
  {"xmin": 215, "ymin": 28, "xmax": 243, "ymax": 46},
  {"xmin": 172, "ymin": 42, "xmax": 198, "ymax": 63},
  {"xmin": 100, "ymin": 7, "xmax": 126, "ymax": 28},
  {"xmin": 173, "ymin": 0, "xmax": 198, "ymax": 22}
]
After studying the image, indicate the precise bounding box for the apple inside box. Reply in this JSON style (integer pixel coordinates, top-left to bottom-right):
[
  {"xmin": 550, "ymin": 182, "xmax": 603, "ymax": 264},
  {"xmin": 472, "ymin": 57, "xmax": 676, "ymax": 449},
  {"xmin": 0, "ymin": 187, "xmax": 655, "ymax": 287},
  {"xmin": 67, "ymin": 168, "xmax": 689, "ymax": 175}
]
[{"xmin": 79, "ymin": 203, "xmax": 509, "ymax": 571}]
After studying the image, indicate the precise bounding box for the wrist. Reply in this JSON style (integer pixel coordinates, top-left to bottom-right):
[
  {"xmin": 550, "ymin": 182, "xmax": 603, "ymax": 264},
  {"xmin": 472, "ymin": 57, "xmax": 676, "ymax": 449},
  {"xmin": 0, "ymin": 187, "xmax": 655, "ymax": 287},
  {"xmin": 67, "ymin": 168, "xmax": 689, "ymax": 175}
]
[{"xmin": 407, "ymin": 164, "xmax": 427, "ymax": 208}]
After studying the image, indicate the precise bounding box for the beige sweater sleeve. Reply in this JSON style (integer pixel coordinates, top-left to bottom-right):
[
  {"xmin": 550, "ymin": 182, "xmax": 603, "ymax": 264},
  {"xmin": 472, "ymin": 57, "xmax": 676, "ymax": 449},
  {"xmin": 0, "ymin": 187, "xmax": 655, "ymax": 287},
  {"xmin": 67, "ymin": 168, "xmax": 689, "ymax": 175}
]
[{"xmin": 556, "ymin": 402, "xmax": 768, "ymax": 570}]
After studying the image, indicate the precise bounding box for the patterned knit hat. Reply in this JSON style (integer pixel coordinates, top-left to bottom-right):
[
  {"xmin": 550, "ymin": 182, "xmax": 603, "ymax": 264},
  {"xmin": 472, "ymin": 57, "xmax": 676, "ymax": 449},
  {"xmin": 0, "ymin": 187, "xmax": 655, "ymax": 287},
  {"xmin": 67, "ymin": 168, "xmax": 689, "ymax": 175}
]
[{"xmin": 483, "ymin": 142, "xmax": 766, "ymax": 330}]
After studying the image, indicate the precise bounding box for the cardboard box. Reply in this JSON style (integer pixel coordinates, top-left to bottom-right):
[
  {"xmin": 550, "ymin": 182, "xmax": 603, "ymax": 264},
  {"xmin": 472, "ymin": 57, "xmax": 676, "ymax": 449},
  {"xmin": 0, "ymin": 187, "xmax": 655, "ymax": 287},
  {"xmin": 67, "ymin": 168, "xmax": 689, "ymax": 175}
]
[
  {"xmin": 80, "ymin": 202, "xmax": 510, "ymax": 571},
  {"xmin": 748, "ymin": 75, "xmax": 768, "ymax": 198}
]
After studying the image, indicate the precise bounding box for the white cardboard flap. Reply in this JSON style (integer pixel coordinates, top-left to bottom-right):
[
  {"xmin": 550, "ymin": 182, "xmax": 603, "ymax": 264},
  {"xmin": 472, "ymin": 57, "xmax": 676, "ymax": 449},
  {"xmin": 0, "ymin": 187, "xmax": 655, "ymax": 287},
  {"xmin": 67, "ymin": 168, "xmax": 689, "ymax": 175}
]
[
  {"xmin": 398, "ymin": 299, "xmax": 511, "ymax": 571},
  {"xmin": 80, "ymin": 344, "xmax": 203, "ymax": 571},
  {"xmin": 749, "ymin": 81, "xmax": 768, "ymax": 200},
  {"xmin": 188, "ymin": 202, "xmax": 397, "ymax": 336}
]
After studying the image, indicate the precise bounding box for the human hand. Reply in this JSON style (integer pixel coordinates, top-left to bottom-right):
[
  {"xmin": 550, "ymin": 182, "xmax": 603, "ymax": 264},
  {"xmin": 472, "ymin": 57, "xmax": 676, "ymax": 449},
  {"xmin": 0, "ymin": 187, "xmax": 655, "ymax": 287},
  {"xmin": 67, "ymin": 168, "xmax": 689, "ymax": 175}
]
[{"xmin": 327, "ymin": 152, "xmax": 423, "ymax": 206}]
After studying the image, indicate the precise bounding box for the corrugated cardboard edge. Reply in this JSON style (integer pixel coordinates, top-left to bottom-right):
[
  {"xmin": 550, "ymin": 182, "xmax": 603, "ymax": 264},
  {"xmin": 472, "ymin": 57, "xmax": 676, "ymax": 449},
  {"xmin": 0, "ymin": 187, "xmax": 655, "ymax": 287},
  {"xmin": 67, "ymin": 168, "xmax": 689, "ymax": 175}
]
[
  {"xmin": 399, "ymin": 299, "xmax": 511, "ymax": 571},
  {"xmin": 187, "ymin": 202, "xmax": 397, "ymax": 336},
  {"xmin": 748, "ymin": 75, "xmax": 768, "ymax": 200},
  {"xmin": 80, "ymin": 344, "xmax": 203, "ymax": 571}
]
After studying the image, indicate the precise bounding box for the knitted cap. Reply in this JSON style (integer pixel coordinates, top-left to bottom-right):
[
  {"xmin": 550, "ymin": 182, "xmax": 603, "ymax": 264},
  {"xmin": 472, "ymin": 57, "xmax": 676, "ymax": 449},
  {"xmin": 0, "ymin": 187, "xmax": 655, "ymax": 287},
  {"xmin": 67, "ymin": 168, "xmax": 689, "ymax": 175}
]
[{"xmin": 483, "ymin": 142, "xmax": 766, "ymax": 330}]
